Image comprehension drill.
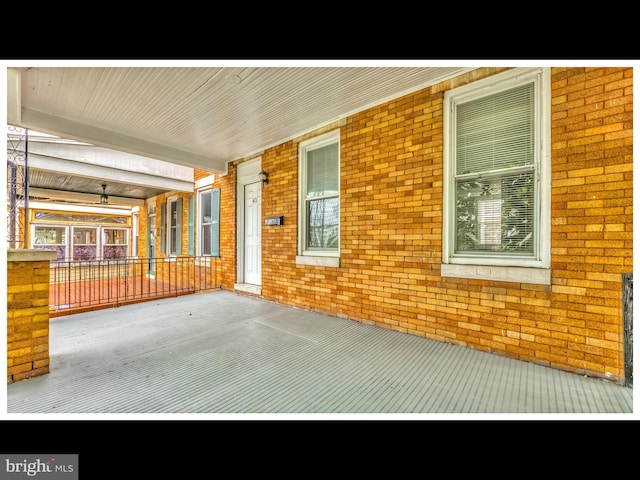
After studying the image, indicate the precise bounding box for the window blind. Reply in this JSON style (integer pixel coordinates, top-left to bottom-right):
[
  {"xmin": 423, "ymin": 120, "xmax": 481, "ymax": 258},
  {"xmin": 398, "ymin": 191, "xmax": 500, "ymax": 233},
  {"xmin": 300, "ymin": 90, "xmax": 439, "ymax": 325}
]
[
  {"xmin": 307, "ymin": 143, "xmax": 339, "ymax": 198},
  {"xmin": 456, "ymin": 83, "xmax": 535, "ymax": 175},
  {"xmin": 454, "ymin": 82, "xmax": 536, "ymax": 256}
]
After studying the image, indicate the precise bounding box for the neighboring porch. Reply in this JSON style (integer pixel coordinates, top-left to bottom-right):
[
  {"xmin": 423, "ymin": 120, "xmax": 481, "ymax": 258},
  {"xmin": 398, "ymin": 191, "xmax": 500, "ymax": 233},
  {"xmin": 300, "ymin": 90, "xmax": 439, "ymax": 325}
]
[{"xmin": 48, "ymin": 256, "xmax": 221, "ymax": 316}]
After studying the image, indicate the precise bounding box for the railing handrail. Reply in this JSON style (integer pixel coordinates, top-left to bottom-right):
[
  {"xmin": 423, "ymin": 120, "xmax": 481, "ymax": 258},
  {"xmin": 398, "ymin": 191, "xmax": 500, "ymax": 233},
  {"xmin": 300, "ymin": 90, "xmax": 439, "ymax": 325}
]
[{"xmin": 49, "ymin": 255, "xmax": 220, "ymax": 314}]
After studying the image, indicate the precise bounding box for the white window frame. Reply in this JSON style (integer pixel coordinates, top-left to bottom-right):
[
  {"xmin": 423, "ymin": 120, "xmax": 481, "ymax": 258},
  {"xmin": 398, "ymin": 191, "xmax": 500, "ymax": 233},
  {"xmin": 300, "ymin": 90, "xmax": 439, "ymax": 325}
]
[
  {"xmin": 296, "ymin": 129, "xmax": 340, "ymax": 267},
  {"xmin": 197, "ymin": 187, "xmax": 220, "ymax": 257},
  {"xmin": 31, "ymin": 224, "xmax": 69, "ymax": 261},
  {"xmin": 441, "ymin": 67, "xmax": 551, "ymax": 284},
  {"xmin": 166, "ymin": 195, "xmax": 182, "ymax": 256},
  {"xmin": 71, "ymin": 225, "xmax": 98, "ymax": 261},
  {"xmin": 102, "ymin": 227, "xmax": 129, "ymax": 259}
]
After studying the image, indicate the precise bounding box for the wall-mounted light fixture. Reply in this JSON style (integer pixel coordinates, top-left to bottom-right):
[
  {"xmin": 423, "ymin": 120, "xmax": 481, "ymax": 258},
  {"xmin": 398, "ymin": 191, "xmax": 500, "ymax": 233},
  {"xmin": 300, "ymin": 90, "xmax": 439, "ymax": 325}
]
[
  {"xmin": 100, "ymin": 184, "xmax": 109, "ymax": 204},
  {"xmin": 259, "ymin": 170, "xmax": 269, "ymax": 186}
]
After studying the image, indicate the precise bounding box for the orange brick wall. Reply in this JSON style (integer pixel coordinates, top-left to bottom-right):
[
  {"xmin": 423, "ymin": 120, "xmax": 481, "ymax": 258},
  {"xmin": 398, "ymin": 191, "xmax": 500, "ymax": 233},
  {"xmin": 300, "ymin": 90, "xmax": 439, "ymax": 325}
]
[
  {"xmin": 7, "ymin": 251, "xmax": 57, "ymax": 383},
  {"xmin": 548, "ymin": 67, "xmax": 633, "ymax": 378},
  {"xmin": 138, "ymin": 203, "xmax": 149, "ymax": 258},
  {"xmin": 215, "ymin": 167, "xmax": 237, "ymax": 290},
  {"xmin": 194, "ymin": 168, "xmax": 214, "ymax": 182},
  {"xmin": 261, "ymin": 141, "xmax": 306, "ymax": 303},
  {"xmin": 243, "ymin": 66, "xmax": 632, "ymax": 383}
]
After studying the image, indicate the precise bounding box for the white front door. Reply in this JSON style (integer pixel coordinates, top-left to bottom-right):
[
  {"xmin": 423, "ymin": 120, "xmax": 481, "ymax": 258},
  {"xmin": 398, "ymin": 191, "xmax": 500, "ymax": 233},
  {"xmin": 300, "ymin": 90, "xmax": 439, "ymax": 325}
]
[{"xmin": 244, "ymin": 181, "xmax": 262, "ymax": 285}]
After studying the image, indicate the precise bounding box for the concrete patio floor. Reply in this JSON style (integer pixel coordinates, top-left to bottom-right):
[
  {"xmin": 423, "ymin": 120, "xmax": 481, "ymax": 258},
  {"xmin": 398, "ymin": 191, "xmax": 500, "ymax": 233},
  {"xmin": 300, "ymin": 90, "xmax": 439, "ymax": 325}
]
[{"xmin": 6, "ymin": 290, "xmax": 634, "ymax": 418}]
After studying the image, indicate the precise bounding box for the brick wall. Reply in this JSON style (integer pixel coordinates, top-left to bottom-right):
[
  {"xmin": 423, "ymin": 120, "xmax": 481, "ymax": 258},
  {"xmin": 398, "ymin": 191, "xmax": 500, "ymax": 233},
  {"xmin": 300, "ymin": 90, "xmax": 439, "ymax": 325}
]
[
  {"xmin": 7, "ymin": 250, "xmax": 57, "ymax": 383},
  {"xmin": 138, "ymin": 203, "xmax": 149, "ymax": 258},
  {"xmin": 216, "ymin": 166, "xmax": 237, "ymax": 290},
  {"xmin": 248, "ymin": 66, "xmax": 633, "ymax": 383},
  {"xmin": 548, "ymin": 67, "xmax": 633, "ymax": 378},
  {"xmin": 194, "ymin": 168, "xmax": 213, "ymax": 182}
]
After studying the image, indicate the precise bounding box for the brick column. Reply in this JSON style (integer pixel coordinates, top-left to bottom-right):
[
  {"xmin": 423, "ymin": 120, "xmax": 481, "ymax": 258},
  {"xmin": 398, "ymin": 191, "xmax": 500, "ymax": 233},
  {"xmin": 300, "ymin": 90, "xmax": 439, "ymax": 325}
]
[{"xmin": 7, "ymin": 249, "xmax": 57, "ymax": 383}]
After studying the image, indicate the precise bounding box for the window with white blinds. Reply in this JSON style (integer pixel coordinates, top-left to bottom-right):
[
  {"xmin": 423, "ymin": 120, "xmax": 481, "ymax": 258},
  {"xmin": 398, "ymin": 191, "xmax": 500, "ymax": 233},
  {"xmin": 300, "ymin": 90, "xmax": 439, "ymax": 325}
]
[
  {"xmin": 454, "ymin": 77, "xmax": 537, "ymax": 257},
  {"xmin": 443, "ymin": 67, "xmax": 550, "ymax": 273},
  {"xmin": 298, "ymin": 130, "xmax": 340, "ymax": 256},
  {"xmin": 306, "ymin": 142, "xmax": 339, "ymax": 249}
]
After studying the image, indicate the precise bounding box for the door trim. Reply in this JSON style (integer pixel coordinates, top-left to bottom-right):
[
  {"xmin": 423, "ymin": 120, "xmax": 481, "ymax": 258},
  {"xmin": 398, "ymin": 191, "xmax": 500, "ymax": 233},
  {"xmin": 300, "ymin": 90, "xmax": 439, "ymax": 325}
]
[{"xmin": 236, "ymin": 158, "xmax": 262, "ymax": 292}]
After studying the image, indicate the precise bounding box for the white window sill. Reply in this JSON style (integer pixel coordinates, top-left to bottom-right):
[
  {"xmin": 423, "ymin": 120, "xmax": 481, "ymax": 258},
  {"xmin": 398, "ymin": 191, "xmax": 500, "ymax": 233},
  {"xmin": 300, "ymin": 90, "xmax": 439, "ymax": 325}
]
[
  {"xmin": 441, "ymin": 263, "xmax": 550, "ymax": 285},
  {"xmin": 296, "ymin": 255, "xmax": 340, "ymax": 268}
]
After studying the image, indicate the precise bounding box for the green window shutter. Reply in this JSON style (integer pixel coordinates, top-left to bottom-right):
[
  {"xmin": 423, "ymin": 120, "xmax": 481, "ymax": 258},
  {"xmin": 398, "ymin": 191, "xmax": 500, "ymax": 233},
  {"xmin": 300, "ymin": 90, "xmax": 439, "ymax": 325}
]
[
  {"xmin": 176, "ymin": 197, "xmax": 183, "ymax": 254},
  {"xmin": 188, "ymin": 195, "xmax": 194, "ymax": 255},
  {"xmin": 211, "ymin": 188, "xmax": 220, "ymax": 257}
]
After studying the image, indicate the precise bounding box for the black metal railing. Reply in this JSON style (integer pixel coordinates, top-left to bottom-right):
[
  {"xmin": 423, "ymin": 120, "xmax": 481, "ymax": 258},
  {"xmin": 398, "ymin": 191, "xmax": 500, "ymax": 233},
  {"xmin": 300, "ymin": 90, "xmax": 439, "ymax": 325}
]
[
  {"xmin": 49, "ymin": 256, "xmax": 220, "ymax": 313},
  {"xmin": 623, "ymin": 273, "xmax": 633, "ymax": 387}
]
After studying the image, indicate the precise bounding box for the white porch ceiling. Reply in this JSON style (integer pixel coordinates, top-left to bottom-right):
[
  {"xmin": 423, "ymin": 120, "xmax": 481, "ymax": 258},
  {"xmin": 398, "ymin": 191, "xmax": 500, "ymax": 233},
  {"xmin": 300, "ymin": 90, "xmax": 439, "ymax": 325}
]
[{"xmin": 7, "ymin": 64, "xmax": 477, "ymax": 174}]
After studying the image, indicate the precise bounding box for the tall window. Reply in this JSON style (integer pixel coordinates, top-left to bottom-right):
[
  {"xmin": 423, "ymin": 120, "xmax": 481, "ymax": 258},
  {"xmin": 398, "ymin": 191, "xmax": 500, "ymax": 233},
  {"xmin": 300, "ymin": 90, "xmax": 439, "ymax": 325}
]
[
  {"xmin": 442, "ymin": 68, "xmax": 550, "ymax": 281},
  {"xmin": 198, "ymin": 188, "xmax": 220, "ymax": 256},
  {"xmin": 165, "ymin": 196, "xmax": 182, "ymax": 255},
  {"xmin": 298, "ymin": 130, "xmax": 340, "ymax": 258}
]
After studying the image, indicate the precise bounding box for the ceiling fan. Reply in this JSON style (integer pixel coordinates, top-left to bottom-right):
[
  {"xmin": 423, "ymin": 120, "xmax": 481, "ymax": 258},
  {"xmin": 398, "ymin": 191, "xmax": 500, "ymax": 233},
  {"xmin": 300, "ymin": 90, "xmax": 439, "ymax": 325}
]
[{"xmin": 100, "ymin": 184, "xmax": 108, "ymax": 204}]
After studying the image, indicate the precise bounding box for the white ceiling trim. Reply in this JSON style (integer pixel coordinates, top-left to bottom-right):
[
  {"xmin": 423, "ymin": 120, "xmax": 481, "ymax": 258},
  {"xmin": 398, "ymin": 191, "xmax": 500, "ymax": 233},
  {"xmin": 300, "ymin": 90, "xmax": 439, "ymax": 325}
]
[
  {"xmin": 29, "ymin": 188, "xmax": 145, "ymax": 207},
  {"xmin": 19, "ymin": 108, "xmax": 228, "ymax": 174},
  {"xmin": 28, "ymin": 153, "xmax": 194, "ymax": 192}
]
